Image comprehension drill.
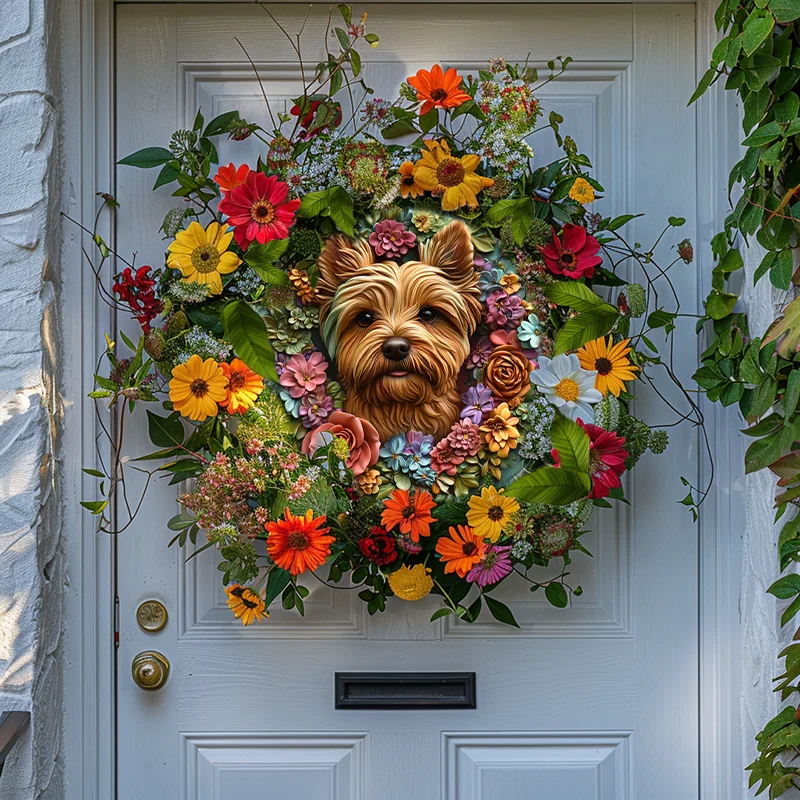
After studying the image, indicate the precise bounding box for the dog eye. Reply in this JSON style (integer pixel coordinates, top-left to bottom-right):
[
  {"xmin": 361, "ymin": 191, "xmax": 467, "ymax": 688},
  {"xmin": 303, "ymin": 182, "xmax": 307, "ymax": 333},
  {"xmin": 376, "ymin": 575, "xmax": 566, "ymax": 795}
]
[
  {"xmin": 356, "ymin": 310, "xmax": 375, "ymax": 327},
  {"xmin": 418, "ymin": 307, "xmax": 438, "ymax": 324}
]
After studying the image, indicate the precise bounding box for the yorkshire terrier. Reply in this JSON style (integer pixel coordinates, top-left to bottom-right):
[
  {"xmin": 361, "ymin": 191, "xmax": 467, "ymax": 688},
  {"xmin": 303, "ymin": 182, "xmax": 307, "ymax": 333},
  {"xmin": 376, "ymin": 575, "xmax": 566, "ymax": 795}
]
[{"xmin": 316, "ymin": 220, "xmax": 482, "ymax": 441}]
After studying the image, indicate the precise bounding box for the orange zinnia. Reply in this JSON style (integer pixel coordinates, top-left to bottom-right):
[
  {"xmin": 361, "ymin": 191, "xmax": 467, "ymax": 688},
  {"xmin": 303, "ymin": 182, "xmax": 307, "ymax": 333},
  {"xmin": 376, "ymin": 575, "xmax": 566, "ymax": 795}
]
[
  {"xmin": 220, "ymin": 358, "xmax": 264, "ymax": 414},
  {"xmin": 213, "ymin": 162, "xmax": 250, "ymax": 194},
  {"xmin": 265, "ymin": 508, "xmax": 335, "ymax": 576},
  {"xmin": 398, "ymin": 161, "xmax": 425, "ymax": 199},
  {"xmin": 407, "ymin": 65, "xmax": 471, "ymax": 116},
  {"xmin": 435, "ymin": 525, "xmax": 487, "ymax": 578},
  {"xmin": 381, "ymin": 489, "xmax": 436, "ymax": 542}
]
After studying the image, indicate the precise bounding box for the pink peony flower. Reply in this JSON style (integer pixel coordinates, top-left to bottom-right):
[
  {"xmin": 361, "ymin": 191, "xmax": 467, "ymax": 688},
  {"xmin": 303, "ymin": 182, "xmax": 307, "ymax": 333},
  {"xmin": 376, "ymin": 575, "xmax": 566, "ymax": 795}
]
[
  {"xmin": 429, "ymin": 438, "xmax": 465, "ymax": 476},
  {"xmin": 368, "ymin": 220, "xmax": 416, "ymax": 258},
  {"xmin": 301, "ymin": 410, "xmax": 381, "ymax": 476},
  {"xmin": 446, "ymin": 419, "xmax": 483, "ymax": 457},
  {"xmin": 279, "ymin": 352, "xmax": 329, "ymax": 398}
]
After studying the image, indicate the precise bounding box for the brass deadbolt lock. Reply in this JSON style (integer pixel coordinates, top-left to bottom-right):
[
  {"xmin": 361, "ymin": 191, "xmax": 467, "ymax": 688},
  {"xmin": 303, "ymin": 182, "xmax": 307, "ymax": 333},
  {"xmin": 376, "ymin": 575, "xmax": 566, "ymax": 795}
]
[{"xmin": 131, "ymin": 651, "xmax": 170, "ymax": 690}]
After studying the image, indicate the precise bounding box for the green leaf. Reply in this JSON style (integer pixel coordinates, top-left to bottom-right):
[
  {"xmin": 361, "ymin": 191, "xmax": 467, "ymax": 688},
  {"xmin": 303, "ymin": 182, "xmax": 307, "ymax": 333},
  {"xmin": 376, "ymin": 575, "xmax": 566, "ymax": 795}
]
[
  {"xmin": 203, "ymin": 110, "xmax": 240, "ymax": 137},
  {"xmin": 506, "ymin": 464, "xmax": 591, "ymax": 505},
  {"xmin": 245, "ymin": 239, "xmax": 290, "ymax": 284},
  {"xmin": 510, "ymin": 198, "xmax": 535, "ymax": 246},
  {"xmin": 146, "ymin": 410, "xmax": 185, "ymax": 448},
  {"xmin": 706, "ymin": 290, "xmax": 738, "ymax": 320},
  {"xmin": 334, "ymin": 26, "xmax": 350, "ymax": 51},
  {"xmin": 80, "ymin": 499, "xmax": 108, "ymax": 515},
  {"xmin": 763, "ymin": 296, "xmax": 800, "ymax": 357},
  {"xmin": 688, "ymin": 67, "xmax": 717, "ymax": 105},
  {"xmin": 648, "ymin": 310, "xmax": 677, "ymax": 329},
  {"xmin": 264, "ymin": 567, "xmax": 292, "ymax": 607},
  {"xmin": 770, "ymin": 0, "xmax": 800, "ymax": 22},
  {"xmin": 337, "ymin": 3, "xmax": 352, "ymax": 24},
  {"xmin": 543, "ymin": 280, "xmax": 608, "ymax": 312},
  {"xmin": 544, "ymin": 583, "xmax": 569, "ymax": 608},
  {"xmin": 770, "ymin": 249, "xmax": 794, "ymax": 290},
  {"xmin": 381, "ymin": 118, "xmax": 418, "ymax": 139},
  {"xmin": 785, "ymin": 370, "xmax": 800, "ymax": 417},
  {"xmin": 82, "ymin": 468, "xmax": 106, "ymax": 478},
  {"xmin": 554, "ymin": 307, "xmax": 620, "ymax": 355},
  {"xmin": 606, "ymin": 214, "xmax": 638, "ymax": 231},
  {"xmin": 327, "ymin": 185, "xmax": 355, "ymax": 236},
  {"xmin": 742, "ymin": 120, "xmax": 783, "ymax": 147},
  {"xmin": 483, "ymin": 595, "xmax": 520, "ymax": 627},
  {"xmin": 220, "ymin": 299, "xmax": 279, "ymax": 381},
  {"xmin": 769, "ymin": 573, "xmax": 800, "ymax": 599},
  {"xmin": 485, "ymin": 198, "xmax": 521, "ymax": 225},
  {"xmin": 719, "ymin": 248, "xmax": 744, "ymax": 273},
  {"xmin": 297, "ymin": 189, "xmax": 330, "ymax": 219},
  {"xmin": 153, "ymin": 163, "xmax": 179, "ymax": 190},
  {"xmin": 742, "ymin": 9, "xmax": 775, "ymax": 56},
  {"xmin": 549, "ymin": 414, "xmax": 590, "ymax": 473},
  {"xmin": 364, "ymin": 32, "xmax": 379, "ymax": 48},
  {"xmin": 118, "ymin": 146, "xmax": 174, "ymax": 169},
  {"xmin": 419, "ymin": 107, "xmax": 438, "ymax": 133}
]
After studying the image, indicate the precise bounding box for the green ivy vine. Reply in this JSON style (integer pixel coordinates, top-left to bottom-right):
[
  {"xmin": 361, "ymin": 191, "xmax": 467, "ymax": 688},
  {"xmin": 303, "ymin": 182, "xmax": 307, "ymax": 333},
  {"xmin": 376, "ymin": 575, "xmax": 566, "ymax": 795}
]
[{"xmin": 692, "ymin": 0, "xmax": 800, "ymax": 794}]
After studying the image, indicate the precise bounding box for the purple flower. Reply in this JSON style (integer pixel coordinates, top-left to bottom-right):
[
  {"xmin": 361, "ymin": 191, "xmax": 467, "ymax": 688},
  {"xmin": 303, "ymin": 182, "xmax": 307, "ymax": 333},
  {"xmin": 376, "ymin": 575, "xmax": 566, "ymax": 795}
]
[
  {"xmin": 298, "ymin": 389, "xmax": 334, "ymax": 428},
  {"xmin": 465, "ymin": 336, "xmax": 493, "ymax": 370},
  {"xmin": 405, "ymin": 430, "xmax": 434, "ymax": 457},
  {"xmin": 485, "ymin": 289, "xmax": 525, "ymax": 330},
  {"xmin": 460, "ymin": 384, "xmax": 494, "ymax": 424},
  {"xmin": 368, "ymin": 220, "xmax": 416, "ymax": 258},
  {"xmin": 466, "ymin": 545, "xmax": 513, "ymax": 587}
]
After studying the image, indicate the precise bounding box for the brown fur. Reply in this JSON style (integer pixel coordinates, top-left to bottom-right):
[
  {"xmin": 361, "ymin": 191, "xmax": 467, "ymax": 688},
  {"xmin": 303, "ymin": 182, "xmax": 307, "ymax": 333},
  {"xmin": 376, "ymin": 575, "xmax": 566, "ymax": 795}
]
[{"xmin": 316, "ymin": 220, "xmax": 481, "ymax": 440}]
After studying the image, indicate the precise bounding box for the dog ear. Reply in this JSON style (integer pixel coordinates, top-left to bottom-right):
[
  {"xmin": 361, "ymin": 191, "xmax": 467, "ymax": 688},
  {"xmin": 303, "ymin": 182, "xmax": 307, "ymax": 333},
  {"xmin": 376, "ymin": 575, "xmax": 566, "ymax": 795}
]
[
  {"xmin": 419, "ymin": 220, "xmax": 477, "ymax": 291},
  {"xmin": 316, "ymin": 235, "xmax": 376, "ymax": 310}
]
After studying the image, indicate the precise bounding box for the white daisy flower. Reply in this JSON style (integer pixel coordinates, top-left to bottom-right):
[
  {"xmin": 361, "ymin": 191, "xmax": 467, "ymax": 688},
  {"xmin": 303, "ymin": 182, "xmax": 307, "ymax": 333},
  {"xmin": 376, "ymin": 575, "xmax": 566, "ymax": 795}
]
[{"xmin": 529, "ymin": 353, "xmax": 602, "ymax": 423}]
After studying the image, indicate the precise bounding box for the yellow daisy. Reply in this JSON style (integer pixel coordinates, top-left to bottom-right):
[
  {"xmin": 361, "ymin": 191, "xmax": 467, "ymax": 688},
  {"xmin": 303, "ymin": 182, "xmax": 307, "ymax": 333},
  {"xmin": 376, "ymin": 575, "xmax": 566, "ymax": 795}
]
[
  {"xmin": 166, "ymin": 221, "xmax": 241, "ymax": 295},
  {"xmin": 387, "ymin": 564, "xmax": 433, "ymax": 601},
  {"xmin": 576, "ymin": 336, "xmax": 639, "ymax": 397},
  {"xmin": 413, "ymin": 139, "xmax": 494, "ymax": 211},
  {"xmin": 569, "ymin": 177, "xmax": 595, "ymax": 204},
  {"xmin": 169, "ymin": 354, "xmax": 228, "ymax": 421},
  {"xmin": 225, "ymin": 584, "xmax": 267, "ymax": 626},
  {"xmin": 466, "ymin": 486, "xmax": 520, "ymax": 542}
]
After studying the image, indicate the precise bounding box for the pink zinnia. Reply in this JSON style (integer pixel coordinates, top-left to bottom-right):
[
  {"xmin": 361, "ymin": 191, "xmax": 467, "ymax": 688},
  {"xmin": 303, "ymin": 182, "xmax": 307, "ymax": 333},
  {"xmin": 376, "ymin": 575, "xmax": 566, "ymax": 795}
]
[
  {"xmin": 430, "ymin": 439, "xmax": 465, "ymax": 476},
  {"xmin": 279, "ymin": 352, "xmax": 328, "ymax": 398},
  {"xmin": 538, "ymin": 223, "xmax": 602, "ymax": 280},
  {"xmin": 466, "ymin": 545, "xmax": 513, "ymax": 587},
  {"xmin": 218, "ymin": 171, "xmax": 300, "ymax": 250},
  {"xmin": 577, "ymin": 420, "xmax": 628, "ymax": 499},
  {"xmin": 368, "ymin": 220, "xmax": 416, "ymax": 258},
  {"xmin": 446, "ymin": 420, "xmax": 482, "ymax": 457}
]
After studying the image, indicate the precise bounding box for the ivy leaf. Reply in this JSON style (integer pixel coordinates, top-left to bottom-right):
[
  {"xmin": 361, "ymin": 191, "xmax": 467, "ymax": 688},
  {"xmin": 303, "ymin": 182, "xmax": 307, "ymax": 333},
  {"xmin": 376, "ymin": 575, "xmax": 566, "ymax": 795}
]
[
  {"xmin": 118, "ymin": 147, "xmax": 174, "ymax": 169},
  {"xmin": 220, "ymin": 299, "xmax": 279, "ymax": 381},
  {"xmin": 327, "ymin": 185, "xmax": 355, "ymax": 236},
  {"xmin": 763, "ymin": 296, "xmax": 800, "ymax": 357}
]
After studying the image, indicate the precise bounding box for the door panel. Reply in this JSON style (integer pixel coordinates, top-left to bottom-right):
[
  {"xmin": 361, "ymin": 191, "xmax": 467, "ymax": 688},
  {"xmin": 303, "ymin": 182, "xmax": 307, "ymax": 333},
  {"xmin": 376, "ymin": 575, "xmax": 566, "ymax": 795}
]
[{"xmin": 115, "ymin": 4, "xmax": 698, "ymax": 798}]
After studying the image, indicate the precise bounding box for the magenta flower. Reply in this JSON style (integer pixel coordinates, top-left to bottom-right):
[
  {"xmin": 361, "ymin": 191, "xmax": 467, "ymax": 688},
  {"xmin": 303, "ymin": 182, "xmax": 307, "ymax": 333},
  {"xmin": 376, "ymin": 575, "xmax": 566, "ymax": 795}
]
[
  {"xmin": 465, "ymin": 336, "xmax": 493, "ymax": 370},
  {"xmin": 430, "ymin": 439, "xmax": 465, "ymax": 476},
  {"xmin": 460, "ymin": 384, "xmax": 494, "ymax": 424},
  {"xmin": 466, "ymin": 545, "xmax": 513, "ymax": 587},
  {"xmin": 446, "ymin": 419, "xmax": 482, "ymax": 457},
  {"xmin": 299, "ymin": 389, "xmax": 334, "ymax": 428},
  {"xmin": 485, "ymin": 289, "xmax": 525, "ymax": 330},
  {"xmin": 368, "ymin": 220, "xmax": 416, "ymax": 258},
  {"xmin": 279, "ymin": 351, "xmax": 329, "ymax": 398}
]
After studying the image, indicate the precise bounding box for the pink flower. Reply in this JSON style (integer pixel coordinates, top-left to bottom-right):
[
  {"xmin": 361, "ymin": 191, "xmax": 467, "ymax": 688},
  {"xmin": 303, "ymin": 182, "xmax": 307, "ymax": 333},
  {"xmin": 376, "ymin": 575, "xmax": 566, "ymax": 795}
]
[
  {"xmin": 485, "ymin": 289, "xmax": 525, "ymax": 330},
  {"xmin": 368, "ymin": 220, "xmax": 416, "ymax": 258},
  {"xmin": 279, "ymin": 352, "xmax": 329, "ymax": 398},
  {"xmin": 538, "ymin": 223, "xmax": 602, "ymax": 280},
  {"xmin": 218, "ymin": 171, "xmax": 300, "ymax": 250},
  {"xmin": 466, "ymin": 545, "xmax": 513, "ymax": 587},
  {"xmin": 430, "ymin": 439, "xmax": 465, "ymax": 476},
  {"xmin": 301, "ymin": 410, "xmax": 381, "ymax": 476},
  {"xmin": 446, "ymin": 420, "xmax": 482, "ymax": 457},
  {"xmin": 576, "ymin": 420, "xmax": 629, "ymax": 499}
]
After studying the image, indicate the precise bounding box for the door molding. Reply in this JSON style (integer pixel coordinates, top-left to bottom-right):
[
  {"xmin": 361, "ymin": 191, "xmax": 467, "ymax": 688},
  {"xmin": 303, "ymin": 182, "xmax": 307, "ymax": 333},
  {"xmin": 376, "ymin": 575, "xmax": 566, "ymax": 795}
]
[{"xmin": 61, "ymin": 2, "xmax": 743, "ymax": 798}]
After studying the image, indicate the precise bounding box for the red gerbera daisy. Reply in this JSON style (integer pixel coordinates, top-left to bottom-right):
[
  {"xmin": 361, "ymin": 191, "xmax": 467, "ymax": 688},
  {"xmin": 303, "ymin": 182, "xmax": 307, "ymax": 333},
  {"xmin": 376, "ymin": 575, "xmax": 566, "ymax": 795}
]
[
  {"xmin": 538, "ymin": 223, "xmax": 602, "ymax": 280},
  {"xmin": 577, "ymin": 420, "xmax": 629, "ymax": 499},
  {"xmin": 218, "ymin": 172, "xmax": 300, "ymax": 250},
  {"xmin": 213, "ymin": 162, "xmax": 250, "ymax": 195},
  {"xmin": 265, "ymin": 508, "xmax": 335, "ymax": 576}
]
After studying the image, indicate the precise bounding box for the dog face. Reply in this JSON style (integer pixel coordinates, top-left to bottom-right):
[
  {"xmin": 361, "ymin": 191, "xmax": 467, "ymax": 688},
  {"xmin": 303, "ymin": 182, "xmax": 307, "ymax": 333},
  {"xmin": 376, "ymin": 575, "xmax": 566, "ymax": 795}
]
[{"xmin": 316, "ymin": 220, "xmax": 481, "ymax": 421}]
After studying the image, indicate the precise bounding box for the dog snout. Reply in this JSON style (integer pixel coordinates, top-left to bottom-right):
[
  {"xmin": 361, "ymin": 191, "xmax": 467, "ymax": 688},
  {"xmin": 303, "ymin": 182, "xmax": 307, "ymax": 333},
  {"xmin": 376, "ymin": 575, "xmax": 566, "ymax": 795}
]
[{"xmin": 382, "ymin": 337, "xmax": 411, "ymax": 361}]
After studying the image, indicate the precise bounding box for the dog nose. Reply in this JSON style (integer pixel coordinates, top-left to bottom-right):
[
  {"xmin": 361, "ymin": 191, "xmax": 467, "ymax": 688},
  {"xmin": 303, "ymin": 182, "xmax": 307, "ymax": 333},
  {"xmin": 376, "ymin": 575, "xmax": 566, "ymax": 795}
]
[{"xmin": 382, "ymin": 337, "xmax": 411, "ymax": 361}]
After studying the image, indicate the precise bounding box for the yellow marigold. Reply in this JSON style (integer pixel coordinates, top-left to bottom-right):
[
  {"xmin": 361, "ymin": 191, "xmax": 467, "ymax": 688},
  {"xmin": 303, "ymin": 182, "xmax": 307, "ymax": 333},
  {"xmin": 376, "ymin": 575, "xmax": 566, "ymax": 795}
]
[
  {"xmin": 166, "ymin": 221, "xmax": 241, "ymax": 295},
  {"xmin": 466, "ymin": 486, "xmax": 520, "ymax": 542},
  {"xmin": 398, "ymin": 161, "xmax": 426, "ymax": 199},
  {"xmin": 169, "ymin": 354, "xmax": 228, "ymax": 421},
  {"xmin": 226, "ymin": 584, "xmax": 267, "ymax": 626},
  {"xmin": 479, "ymin": 402, "xmax": 520, "ymax": 459},
  {"xmin": 355, "ymin": 468, "xmax": 382, "ymax": 495},
  {"xmin": 569, "ymin": 177, "xmax": 595, "ymax": 204},
  {"xmin": 220, "ymin": 358, "xmax": 264, "ymax": 414},
  {"xmin": 576, "ymin": 336, "xmax": 639, "ymax": 397},
  {"xmin": 288, "ymin": 268, "xmax": 318, "ymax": 305},
  {"xmin": 387, "ymin": 563, "xmax": 433, "ymax": 601},
  {"xmin": 413, "ymin": 139, "xmax": 494, "ymax": 211}
]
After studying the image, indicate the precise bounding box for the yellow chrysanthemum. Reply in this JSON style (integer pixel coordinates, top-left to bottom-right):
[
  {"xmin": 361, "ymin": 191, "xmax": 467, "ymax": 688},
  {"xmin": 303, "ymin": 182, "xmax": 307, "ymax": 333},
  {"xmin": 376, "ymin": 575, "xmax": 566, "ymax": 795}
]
[
  {"xmin": 169, "ymin": 354, "xmax": 228, "ymax": 421},
  {"xmin": 387, "ymin": 564, "xmax": 433, "ymax": 601},
  {"xmin": 576, "ymin": 336, "xmax": 639, "ymax": 397},
  {"xmin": 226, "ymin": 584, "xmax": 267, "ymax": 626},
  {"xmin": 166, "ymin": 221, "xmax": 241, "ymax": 295},
  {"xmin": 413, "ymin": 139, "xmax": 494, "ymax": 211},
  {"xmin": 466, "ymin": 486, "xmax": 520, "ymax": 542},
  {"xmin": 569, "ymin": 177, "xmax": 595, "ymax": 204}
]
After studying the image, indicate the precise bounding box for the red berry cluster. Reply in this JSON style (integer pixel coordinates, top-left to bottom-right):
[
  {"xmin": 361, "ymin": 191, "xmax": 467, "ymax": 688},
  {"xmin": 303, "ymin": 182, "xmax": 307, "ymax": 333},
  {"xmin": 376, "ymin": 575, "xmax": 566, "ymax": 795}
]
[{"xmin": 112, "ymin": 266, "xmax": 163, "ymax": 333}]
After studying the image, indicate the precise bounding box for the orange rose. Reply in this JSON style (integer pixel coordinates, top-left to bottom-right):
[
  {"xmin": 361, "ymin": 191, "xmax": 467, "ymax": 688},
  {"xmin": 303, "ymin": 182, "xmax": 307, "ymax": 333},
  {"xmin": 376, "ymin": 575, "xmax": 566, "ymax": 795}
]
[{"xmin": 484, "ymin": 344, "xmax": 531, "ymax": 407}]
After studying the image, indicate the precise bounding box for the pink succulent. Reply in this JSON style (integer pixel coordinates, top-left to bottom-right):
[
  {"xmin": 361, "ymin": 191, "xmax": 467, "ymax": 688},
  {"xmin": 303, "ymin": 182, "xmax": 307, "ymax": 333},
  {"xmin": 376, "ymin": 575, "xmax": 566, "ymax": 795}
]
[
  {"xmin": 279, "ymin": 352, "xmax": 329, "ymax": 398},
  {"xmin": 368, "ymin": 220, "xmax": 416, "ymax": 258},
  {"xmin": 446, "ymin": 420, "xmax": 483, "ymax": 457}
]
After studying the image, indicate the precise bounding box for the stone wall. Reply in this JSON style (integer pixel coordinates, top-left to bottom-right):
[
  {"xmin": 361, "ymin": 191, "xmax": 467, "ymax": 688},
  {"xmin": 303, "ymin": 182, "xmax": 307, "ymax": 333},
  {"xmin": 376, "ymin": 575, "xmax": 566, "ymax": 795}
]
[{"xmin": 0, "ymin": 0, "xmax": 64, "ymax": 797}]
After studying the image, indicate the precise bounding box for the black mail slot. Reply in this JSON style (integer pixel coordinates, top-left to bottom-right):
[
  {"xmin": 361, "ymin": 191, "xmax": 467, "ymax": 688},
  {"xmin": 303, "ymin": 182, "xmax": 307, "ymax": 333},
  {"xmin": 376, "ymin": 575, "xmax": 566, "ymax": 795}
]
[{"xmin": 334, "ymin": 672, "xmax": 476, "ymax": 709}]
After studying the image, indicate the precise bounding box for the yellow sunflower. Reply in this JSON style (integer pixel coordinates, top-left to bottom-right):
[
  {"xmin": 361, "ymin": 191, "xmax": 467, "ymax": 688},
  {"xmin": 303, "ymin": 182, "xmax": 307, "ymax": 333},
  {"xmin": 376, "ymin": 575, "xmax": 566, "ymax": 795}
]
[
  {"xmin": 387, "ymin": 564, "xmax": 433, "ymax": 601},
  {"xmin": 413, "ymin": 139, "xmax": 494, "ymax": 211},
  {"xmin": 225, "ymin": 584, "xmax": 267, "ymax": 626},
  {"xmin": 466, "ymin": 486, "xmax": 520, "ymax": 542},
  {"xmin": 569, "ymin": 177, "xmax": 595, "ymax": 204},
  {"xmin": 576, "ymin": 336, "xmax": 639, "ymax": 397},
  {"xmin": 169, "ymin": 354, "xmax": 228, "ymax": 421},
  {"xmin": 166, "ymin": 221, "xmax": 241, "ymax": 295},
  {"xmin": 398, "ymin": 160, "xmax": 426, "ymax": 199}
]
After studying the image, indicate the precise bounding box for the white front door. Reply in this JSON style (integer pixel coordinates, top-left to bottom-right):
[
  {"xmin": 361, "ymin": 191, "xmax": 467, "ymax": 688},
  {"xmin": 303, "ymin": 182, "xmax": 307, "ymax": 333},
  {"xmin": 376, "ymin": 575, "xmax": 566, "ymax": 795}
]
[{"xmin": 114, "ymin": 4, "xmax": 699, "ymax": 798}]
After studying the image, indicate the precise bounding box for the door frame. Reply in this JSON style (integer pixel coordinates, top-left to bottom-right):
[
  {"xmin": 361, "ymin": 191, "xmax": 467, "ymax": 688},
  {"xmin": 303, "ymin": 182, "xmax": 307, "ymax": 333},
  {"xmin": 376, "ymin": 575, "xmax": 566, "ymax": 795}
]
[{"xmin": 60, "ymin": 2, "xmax": 744, "ymax": 798}]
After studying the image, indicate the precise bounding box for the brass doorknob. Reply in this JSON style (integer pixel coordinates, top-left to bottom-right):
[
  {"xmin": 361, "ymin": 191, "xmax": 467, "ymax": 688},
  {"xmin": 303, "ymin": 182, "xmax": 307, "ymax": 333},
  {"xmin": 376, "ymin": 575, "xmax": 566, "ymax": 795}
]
[{"xmin": 131, "ymin": 651, "xmax": 170, "ymax": 690}]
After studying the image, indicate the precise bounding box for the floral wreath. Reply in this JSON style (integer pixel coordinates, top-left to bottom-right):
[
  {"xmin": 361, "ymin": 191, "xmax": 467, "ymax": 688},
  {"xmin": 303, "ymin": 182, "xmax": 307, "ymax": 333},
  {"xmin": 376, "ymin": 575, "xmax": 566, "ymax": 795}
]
[{"xmin": 82, "ymin": 6, "xmax": 700, "ymax": 627}]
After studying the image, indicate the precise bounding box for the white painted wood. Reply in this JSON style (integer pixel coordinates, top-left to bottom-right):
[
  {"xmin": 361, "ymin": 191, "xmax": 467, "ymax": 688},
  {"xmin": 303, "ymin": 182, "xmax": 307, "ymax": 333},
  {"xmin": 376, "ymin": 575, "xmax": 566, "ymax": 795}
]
[{"xmin": 101, "ymin": 3, "xmax": 739, "ymax": 798}]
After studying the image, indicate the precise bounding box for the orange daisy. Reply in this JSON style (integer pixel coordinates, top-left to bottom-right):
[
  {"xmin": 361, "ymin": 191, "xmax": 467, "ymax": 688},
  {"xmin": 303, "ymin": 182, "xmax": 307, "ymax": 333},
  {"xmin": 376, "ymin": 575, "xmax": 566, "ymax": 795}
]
[
  {"xmin": 265, "ymin": 508, "xmax": 334, "ymax": 576},
  {"xmin": 213, "ymin": 162, "xmax": 250, "ymax": 194},
  {"xmin": 407, "ymin": 65, "xmax": 471, "ymax": 116},
  {"xmin": 398, "ymin": 161, "xmax": 425, "ymax": 199},
  {"xmin": 220, "ymin": 358, "xmax": 264, "ymax": 414},
  {"xmin": 380, "ymin": 489, "xmax": 436, "ymax": 542},
  {"xmin": 435, "ymin": 525, "xmax": 487, "ymax": 578}
]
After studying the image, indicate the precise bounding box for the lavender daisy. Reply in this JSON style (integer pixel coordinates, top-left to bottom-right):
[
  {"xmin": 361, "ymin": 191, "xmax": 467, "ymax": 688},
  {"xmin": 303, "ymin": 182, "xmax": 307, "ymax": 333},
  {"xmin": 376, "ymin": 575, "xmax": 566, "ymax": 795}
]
[{"xmin": 466, "ymin": 545, "xmax": 513, "ymax": 587}]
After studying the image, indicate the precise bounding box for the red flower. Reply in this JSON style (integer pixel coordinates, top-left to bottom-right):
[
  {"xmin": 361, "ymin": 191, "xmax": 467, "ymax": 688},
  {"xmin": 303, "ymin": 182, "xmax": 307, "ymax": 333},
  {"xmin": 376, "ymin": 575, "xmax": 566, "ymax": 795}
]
[
  {"xmin": 112, "ymin": 265, "xmax": 163, "ymax": 332},
  {"xmin": 577, "ymin": 420, "xmax": 629, "ymax": 499},
  {"xmin": 290, "ymin": 98, "xmax": 343, "ymax": 140},
  {"xmin": 213, "ymin": 163, "xmax": 250, "ymax": 195},
  {"xmin": 539, "ymin": 223, "xmax": 602, "ymax": 280},
  {"xmin": 218, "ymin": 172, "xmax": 300, "ymax": 250},
  {"xmin": 358, "ymin": 526, "xmax": 398, "ymax": 566}
]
